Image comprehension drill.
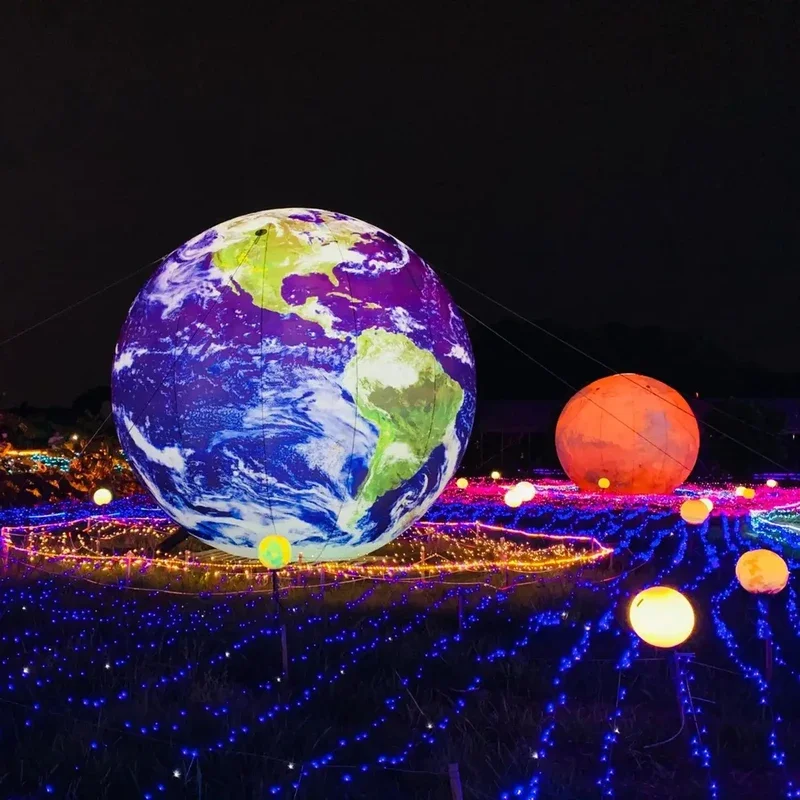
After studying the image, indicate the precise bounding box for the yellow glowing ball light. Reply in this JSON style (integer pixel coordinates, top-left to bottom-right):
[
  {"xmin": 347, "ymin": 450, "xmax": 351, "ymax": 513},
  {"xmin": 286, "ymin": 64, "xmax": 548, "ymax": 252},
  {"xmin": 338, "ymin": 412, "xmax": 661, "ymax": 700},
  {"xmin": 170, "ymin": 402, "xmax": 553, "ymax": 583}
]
[
  {"xmin": 735, "ymin": 549, "xmax": 789, "ymax": 595},
  {"xmin": 93, "ymin": 488, "xmax": 113, "ymax": 506},
  {"xmin": 455, "ymin": 477, "xmax": 469, "ymax": 490},
  {"xmin": 742, "ymin": 487, "xmax": 756, "ymax": 500},
  {"xmin": 597, "ymin": 477, "xmax": 611, "ymax": 490},
  {"xmin": 257, "ymin": 535, "xmax": 292, "ymax": 569},
  {"xmin": 766, "ymin": 479, "xmax": 778, "ymax": 489},
  {"xmin": 629, "ymin": 586, "xmax": 695, "ymax": 648},
  {"xmin": 699, "ymin": 497, "xmax": 714, "ymax": 512},
  {"xmin": 680, "ymin": 499, "xmax": 710, "ymax": 525},
  {"xmin": 515, "ymin": 481, "xmax": 537, "ymax": 502},
  {"xmin": 504, "ymin": 488, "xmax": 523, "ymax": 508},
  {"xmin": 490, "ymin": 470, "xmax": 501, "ymax": 480},
  {"xmin": 734, "ymin": 486, "xmax": 746, "ymax": 497}
]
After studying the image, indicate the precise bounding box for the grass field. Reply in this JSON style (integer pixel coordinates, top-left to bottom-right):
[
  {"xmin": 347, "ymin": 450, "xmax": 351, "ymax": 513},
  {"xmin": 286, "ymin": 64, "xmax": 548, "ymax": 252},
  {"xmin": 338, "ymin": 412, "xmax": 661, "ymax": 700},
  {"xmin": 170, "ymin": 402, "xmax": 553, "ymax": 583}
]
[{"xmin": 1, "ymin": 507, "xmax": 799, "ymax": 799}]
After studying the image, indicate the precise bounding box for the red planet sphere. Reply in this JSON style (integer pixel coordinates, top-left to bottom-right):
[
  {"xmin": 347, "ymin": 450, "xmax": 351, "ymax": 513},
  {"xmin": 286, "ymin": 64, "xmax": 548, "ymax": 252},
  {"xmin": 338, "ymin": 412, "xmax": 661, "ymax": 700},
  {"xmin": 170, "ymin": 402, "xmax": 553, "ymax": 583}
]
[{"xmin": 555, "ymin": 374, "xmax": 699, "ymax": 494}]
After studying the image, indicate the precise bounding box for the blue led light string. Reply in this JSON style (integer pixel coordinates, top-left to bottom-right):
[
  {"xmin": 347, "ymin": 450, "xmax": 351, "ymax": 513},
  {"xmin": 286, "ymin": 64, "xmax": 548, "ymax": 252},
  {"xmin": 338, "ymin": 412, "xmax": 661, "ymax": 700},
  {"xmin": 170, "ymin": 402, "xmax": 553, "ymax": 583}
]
[
  {"xmin": 363, "ymin": 513, "xmax": 680, "ymax": 800},
  {"xmin": 0, "ymin": 493, "xmax": 776, "ymax": 798},
  {"xmin": 2, "ymin": 555, "xmax": 474, "ymax": 797},
  {"xmin": 593, "ymin": 512, "xmax": 730, "ymax": 800},
  {"xmin": 186, "ymin": 537, "xmax": 603, "ymax": 798},
  {"xmin": 493, "ymin": 516, "xmax": 686, "ymax": 799},
  {"xmin": 283, "ymin": 541, "xmax": 614, "ymax": 796},
  {"xmin": 286, "ymin": 588, "xmax": 500, "ymax": 793},
  {"xmin": 589, "ymin": 525, "xmax": 700, "ymax": 800},
  {"xmin": 133, "ymin": 583, "xmax": 483, "ymax": 798},
  {"xmin": 710, "ymin": 580, "xmax": 796, "ymax": 798},
  {"xmin": 1, "ymin": 561, "xmax": 425, "ymax": 789},
  {"xmin": 721, "ymin": 514, "xmax": 734, "ymax": 551},
  {"xmin": 676, "ymin": 653, "xmax": 719, "ymax": 799},
  {"xmin": 595, "ymin": 636, "xmax": 638, "ymax": 799},
  {"xmin": 353, "ymin": 512, "xmax": 680, "ymax": 800},
  {"xmin": 197, "ymin": 580, "xmax": 495, "ymax": 796},
  {"xmin": 671, "ymin": 516, "xmax": 726, "ymax": 800}
]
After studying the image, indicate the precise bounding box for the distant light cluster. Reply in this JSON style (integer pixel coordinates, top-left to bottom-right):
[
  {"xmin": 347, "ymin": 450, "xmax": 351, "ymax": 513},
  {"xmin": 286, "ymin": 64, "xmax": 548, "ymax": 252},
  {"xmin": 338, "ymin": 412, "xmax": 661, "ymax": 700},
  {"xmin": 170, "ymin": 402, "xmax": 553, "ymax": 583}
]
[{"xmin": 444, "ymin": 476, "xmax": 797, "ymax": 516}]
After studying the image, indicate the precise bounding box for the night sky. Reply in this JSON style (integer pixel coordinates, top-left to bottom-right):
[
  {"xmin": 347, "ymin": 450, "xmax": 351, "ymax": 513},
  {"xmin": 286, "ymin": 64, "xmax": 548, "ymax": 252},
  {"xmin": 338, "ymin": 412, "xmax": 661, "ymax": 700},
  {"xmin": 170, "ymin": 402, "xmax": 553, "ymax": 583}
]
[{"xmin": 2, "ymin": 2, "xmax": 799, "ymax": 406}]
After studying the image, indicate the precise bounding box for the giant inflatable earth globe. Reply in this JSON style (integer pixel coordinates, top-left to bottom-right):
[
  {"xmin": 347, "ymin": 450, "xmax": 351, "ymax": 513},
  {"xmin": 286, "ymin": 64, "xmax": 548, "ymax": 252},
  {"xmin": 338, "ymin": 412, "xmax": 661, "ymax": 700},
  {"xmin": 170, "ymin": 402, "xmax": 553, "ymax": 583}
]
[{"xmin": 112, "ymin": 209, "xmax": 476, "ymax": 562}]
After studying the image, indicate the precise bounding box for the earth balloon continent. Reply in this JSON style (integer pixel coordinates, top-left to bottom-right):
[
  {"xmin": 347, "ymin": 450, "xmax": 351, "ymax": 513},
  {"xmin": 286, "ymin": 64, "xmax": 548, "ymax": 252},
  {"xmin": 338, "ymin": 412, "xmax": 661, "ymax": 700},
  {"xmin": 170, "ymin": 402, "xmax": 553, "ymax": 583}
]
[{"xmin": 112, "ymin": 209, "xmax": 476, "ymax": 562}]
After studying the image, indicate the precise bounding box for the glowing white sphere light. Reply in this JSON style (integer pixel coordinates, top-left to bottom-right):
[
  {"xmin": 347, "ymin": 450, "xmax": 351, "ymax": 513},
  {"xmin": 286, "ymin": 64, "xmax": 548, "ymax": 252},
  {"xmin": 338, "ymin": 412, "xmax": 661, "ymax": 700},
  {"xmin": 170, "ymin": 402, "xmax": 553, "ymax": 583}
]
[
  {"xmin": 680, "ymin": 499, "xmax": 710, "ymax": 525},
  {"xmin": 735, "ymin": 549, "xmax": 789, "ymax": 595},
  {"xmin": 629, "ymin": 586, "xmax": 695, "ymax": 648},
  {"xmin": 93, "ymin": 488, "xmax": 113, "ymax": 506},
  {"xmin": 515, "ymin": 481, "xmax": 537, "ymax": 502}
]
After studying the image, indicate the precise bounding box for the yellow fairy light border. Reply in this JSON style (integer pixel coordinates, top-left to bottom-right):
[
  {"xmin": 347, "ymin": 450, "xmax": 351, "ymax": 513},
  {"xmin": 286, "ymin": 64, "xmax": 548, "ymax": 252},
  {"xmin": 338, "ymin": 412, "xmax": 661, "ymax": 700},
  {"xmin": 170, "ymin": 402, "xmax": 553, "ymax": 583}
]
[{"xmin": 0, "ymin": 518, "xmax": 612, "ymax": 591}]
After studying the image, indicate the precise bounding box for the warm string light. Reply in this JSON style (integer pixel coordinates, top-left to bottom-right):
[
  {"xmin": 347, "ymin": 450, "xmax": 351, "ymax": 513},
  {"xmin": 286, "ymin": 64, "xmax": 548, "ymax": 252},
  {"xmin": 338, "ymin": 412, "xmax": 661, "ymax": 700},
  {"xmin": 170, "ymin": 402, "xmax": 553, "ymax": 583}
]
[
  {"xmin": 1, "ymin": 517, "xmax": 612, "ymax": 591},
  {"xmin": 2, "ymin": 483, "xmax": 800, "ymax": 798},
  {"xmin": 2, "ymin": 450, "xmax": 74, "ymax": 472},
  {"xmin": 438, "ymin": 477, "xmax": 797, "ymax": 516},
  {"xmin": 0, "ymin": 500, "xmax": 620, "ymax": 800},
  {"xmin": 0, "ymin": 491, "xmax": 616, "ymax": 798}
]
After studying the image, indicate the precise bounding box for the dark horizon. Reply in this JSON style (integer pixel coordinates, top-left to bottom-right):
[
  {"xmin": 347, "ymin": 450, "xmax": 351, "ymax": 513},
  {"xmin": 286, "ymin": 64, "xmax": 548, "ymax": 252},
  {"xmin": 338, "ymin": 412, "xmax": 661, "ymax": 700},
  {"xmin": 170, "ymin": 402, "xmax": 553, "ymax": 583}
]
[{"xmin": 2, "ymin": 4, "xmax": 800, "ymax": 405}]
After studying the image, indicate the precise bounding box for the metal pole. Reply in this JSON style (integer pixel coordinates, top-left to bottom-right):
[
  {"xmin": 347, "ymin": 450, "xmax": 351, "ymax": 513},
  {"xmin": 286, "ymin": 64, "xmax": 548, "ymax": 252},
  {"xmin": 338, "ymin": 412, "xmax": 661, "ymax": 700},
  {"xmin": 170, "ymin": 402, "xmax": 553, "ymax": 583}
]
[
  {"xmin": 281, "ymin": 624, "xmax": 289, "ymax": 679},
  {"xmin": 448, "ymin": 763, "xmax": 464, "ymax": 800}
]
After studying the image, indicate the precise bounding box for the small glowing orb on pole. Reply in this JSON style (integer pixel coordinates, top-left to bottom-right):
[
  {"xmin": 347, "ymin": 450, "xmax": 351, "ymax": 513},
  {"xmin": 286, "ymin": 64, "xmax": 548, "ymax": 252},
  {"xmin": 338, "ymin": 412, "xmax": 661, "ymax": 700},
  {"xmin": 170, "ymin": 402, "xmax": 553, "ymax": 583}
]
[
  {"xmin": 735, "ymin": 549, "xmax": 789, "ymax": 594},
  {"xmin": 515, "ymin": 481, "xmax": 536, "ymax": 502},
  {"xmin": 680, "ymin": 499, "xmax": 710, "ymax": 525},
  {"xmin": 628, "ymin": 586, "xmax": 695, "ymax": 648},
  {"xmin": 93, "ymin": 488, "xmax": 113, "ymax": 506},
  {"xmin": 455, "ymin": 477, "xmax": 469, "ymax": 490},
  {"xmin": 258, "ymin": 535, "xmax": 292, "ymax": 569}
]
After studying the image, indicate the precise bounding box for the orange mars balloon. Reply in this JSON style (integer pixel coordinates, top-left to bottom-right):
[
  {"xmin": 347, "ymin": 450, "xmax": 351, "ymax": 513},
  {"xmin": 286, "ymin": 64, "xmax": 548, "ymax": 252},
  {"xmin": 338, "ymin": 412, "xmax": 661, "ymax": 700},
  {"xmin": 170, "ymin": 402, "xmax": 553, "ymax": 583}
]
[{"xmin": 555, "ymin": 374, "xmax": 700, "ymax": 495}]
